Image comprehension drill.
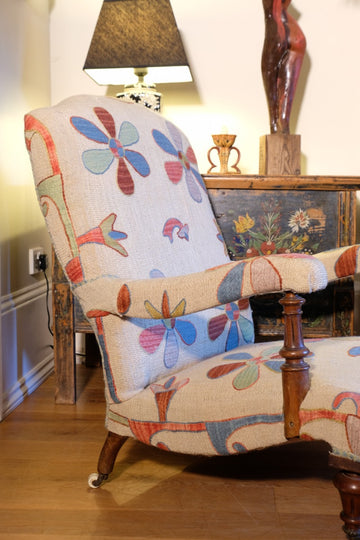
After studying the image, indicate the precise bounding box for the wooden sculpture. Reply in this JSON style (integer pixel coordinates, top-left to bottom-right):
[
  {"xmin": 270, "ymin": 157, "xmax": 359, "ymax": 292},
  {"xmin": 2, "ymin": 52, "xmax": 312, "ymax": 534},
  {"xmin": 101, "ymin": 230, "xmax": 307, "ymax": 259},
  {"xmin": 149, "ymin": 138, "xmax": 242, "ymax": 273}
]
[
  {"xmin": 259, "ymin": 0, "xmax": 306, "ymax": 174},
  {"xmin": 261, "ymin": 0, "xmax": 306, "ymax": 135}
]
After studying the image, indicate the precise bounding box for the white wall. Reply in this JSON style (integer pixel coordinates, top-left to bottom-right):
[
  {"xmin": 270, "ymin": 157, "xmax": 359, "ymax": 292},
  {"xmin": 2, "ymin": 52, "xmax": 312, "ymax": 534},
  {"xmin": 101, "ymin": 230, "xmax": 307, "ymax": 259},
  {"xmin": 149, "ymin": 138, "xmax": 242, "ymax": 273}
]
[
  {"xmin": 50, "ymin": 0, "xmax": 360, "ymax": 176},
  {"xmin": 0, "ymin": 0, "xmax": 53, "ymax": 420}
]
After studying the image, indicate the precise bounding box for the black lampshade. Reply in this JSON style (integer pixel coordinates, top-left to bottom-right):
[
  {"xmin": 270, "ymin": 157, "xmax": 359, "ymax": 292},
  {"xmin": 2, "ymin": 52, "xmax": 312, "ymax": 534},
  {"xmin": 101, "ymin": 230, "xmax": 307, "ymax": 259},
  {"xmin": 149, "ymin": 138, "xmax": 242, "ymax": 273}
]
[{"xmin": 83, "ymin": 0, "xmax": 192, "ymax": 86}]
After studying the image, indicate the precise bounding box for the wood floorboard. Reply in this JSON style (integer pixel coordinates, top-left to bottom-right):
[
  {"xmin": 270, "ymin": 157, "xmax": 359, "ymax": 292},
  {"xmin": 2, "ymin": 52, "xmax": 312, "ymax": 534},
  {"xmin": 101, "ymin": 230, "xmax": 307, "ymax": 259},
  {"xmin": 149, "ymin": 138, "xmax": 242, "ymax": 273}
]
[{"xmin": 0, "ymin": 364, "xmax": 347, "ymax": 539}]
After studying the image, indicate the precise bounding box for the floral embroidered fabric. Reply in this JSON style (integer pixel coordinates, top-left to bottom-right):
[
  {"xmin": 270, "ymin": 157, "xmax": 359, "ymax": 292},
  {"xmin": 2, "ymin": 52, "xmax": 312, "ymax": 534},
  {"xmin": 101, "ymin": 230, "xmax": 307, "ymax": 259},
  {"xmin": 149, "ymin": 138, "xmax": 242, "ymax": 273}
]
[{"xmin": 25, "ymin": 95, "xmax": 360, "ymax": 465}]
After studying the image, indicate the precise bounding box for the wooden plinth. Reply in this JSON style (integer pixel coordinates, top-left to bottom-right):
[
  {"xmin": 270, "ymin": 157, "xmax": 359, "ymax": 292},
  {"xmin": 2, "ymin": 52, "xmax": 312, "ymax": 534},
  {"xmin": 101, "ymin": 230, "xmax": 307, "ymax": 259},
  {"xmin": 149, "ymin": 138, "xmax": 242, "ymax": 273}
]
[{"xmin": 259, "ymin": 134, "xmax": 301, "ymax": 175}]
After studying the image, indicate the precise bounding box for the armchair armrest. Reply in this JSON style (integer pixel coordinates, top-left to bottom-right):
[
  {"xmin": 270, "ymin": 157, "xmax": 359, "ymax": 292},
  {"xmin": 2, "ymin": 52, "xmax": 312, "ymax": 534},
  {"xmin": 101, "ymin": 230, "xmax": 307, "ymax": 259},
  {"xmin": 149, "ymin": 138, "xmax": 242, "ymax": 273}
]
[
  {"xmin": 314, "ymin": 245, "xmax": 360, "ymax": 281},
  {"xmin": 76, "ymin": 252, "xmax": 328, "ymax": 319}
]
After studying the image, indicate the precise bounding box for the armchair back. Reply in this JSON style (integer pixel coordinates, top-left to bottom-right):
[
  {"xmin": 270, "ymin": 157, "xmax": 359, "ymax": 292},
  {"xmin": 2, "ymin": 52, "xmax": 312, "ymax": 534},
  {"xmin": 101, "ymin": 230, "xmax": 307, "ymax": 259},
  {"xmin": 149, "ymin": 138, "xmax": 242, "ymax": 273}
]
[{"xmin": 25, "ymin": 96, "xmax": 254, "ymax": 401}]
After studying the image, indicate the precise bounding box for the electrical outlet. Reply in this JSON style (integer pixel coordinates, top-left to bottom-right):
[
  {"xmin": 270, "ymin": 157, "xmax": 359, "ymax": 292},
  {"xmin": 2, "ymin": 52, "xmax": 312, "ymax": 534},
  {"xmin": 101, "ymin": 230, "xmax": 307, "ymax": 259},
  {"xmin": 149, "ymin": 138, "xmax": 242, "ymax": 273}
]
[{"xmin": 28, "ymin": 247, "xmax": 45, "ymax": 275}]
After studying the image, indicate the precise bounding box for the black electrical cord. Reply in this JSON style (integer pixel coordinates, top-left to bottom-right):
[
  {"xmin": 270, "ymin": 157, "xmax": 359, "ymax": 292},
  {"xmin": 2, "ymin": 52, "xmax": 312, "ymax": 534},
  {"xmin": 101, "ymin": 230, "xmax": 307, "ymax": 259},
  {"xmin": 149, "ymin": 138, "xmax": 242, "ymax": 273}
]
[
  {"xmin": 39, "ymin": 254, "xmax": 54, "ymax": 338},
  {"xmin": 43, "ymin": 269, "xmax": 53, "ymax": 338}
]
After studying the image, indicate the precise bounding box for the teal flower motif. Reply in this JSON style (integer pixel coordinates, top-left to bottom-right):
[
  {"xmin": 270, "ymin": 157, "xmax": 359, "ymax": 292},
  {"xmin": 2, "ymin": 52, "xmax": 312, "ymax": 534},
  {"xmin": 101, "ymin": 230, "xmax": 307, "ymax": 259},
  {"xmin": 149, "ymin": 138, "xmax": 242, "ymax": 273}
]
[
  {"xmin": 71, "ymin": 107, "xmax": 150, "ymax": 195},
  {"xmin": 207, "ymin": 345, "xmax": 284, "ymax": 390}
]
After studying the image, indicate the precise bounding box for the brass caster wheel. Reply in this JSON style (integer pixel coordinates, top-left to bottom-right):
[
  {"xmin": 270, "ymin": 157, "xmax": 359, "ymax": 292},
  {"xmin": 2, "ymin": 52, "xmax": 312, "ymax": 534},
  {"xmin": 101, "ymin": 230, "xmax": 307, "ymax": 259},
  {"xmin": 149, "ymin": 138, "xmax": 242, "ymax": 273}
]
[{"xmin": 88, "ymin": 472, "xmax": 108, "ymax": 488}]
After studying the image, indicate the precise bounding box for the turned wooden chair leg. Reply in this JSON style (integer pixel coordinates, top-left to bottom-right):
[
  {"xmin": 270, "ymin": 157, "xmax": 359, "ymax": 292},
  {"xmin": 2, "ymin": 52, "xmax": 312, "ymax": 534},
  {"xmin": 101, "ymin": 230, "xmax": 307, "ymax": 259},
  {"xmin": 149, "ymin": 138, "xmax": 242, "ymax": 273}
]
[
  {"xmin": 88, "ymin": 432, "xmax": 128, "ymax": 488},
  {"xmin": 279, "ymin": 291, "xmax": 310, "ymax": 439},
  {"xmin": 334, "ymin": 471, "xmax": 360, "ymax": 539}
]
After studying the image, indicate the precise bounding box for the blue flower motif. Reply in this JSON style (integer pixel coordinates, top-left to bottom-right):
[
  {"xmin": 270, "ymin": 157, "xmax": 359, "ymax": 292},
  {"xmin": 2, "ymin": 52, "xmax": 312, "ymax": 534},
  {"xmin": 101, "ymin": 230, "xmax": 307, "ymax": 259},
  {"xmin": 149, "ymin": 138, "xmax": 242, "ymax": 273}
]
[
  {"xmin": 208, "ymin": 300, "xmax": 254, "ymax": 351},
  {"xmin": 152, "ymin": 121, "xmax": 206, "ymax": 203},
  {"xmin": 137, "ymin": 269, "xmax": 196, "ymax": 369},
  {"xmin": 139, "ymin": 305, "xmax": 196, "ymax": 369},
  {"xmin": 71, "ymin": 107, "xmax": 150, "ymax": 195}
]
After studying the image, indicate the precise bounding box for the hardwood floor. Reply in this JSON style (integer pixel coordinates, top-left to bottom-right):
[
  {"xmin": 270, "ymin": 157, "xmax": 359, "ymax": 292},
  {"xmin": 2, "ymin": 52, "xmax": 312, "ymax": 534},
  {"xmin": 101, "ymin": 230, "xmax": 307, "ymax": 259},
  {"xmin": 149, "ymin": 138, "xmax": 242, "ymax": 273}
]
[{"xmin": 0, "ymin": 364, "xmax": 347, "ymax": 539}]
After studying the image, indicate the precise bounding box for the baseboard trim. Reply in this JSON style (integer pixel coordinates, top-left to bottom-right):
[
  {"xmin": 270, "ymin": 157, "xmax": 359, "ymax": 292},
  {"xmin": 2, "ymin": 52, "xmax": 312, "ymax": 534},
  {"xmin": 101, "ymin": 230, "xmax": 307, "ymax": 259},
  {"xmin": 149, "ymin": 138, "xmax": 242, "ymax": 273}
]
[
  {"xmin": 1, "ymin": 280, "xmax": 53, "ymax": 420},
  {"xmin": 2, "ymin": 352, "xmax": 54, "ymax": 419}
]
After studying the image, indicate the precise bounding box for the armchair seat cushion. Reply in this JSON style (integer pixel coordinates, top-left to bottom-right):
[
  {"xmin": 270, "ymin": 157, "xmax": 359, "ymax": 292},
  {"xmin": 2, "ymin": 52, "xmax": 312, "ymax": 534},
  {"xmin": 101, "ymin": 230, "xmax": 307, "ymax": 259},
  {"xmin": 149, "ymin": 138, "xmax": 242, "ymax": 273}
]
[
  {"xmin": 107, "ymin": 339, "xmax": 287, "ymax": 455},
  {"xmin": 299, "ymin": 336, "xmax": 360, "ymax": 464},
  {"xmin": 107, "ymin": 336, "xmax": 360, "ymax": 463}
]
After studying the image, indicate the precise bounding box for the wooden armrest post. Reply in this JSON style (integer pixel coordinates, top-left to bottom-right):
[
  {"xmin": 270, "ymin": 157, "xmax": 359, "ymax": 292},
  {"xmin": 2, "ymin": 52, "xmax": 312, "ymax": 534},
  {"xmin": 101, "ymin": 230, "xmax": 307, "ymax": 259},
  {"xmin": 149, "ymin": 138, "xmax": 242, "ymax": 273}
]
[
  {"xmin": 52, "ymin": 248, "xmax": 76, "ymax": 404},
  {"xmin": 279, "ymin": 291, "xmax": 310, "ymax": 439}
]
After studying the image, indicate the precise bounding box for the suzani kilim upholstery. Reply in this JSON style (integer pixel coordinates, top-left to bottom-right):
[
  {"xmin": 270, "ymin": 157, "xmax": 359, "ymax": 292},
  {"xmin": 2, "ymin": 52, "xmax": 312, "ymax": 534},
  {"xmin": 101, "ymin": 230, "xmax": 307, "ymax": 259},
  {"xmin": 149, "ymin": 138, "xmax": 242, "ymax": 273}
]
[{"xmin": 25, "ymin": 96, "xmax": 360, "ymax": 536}]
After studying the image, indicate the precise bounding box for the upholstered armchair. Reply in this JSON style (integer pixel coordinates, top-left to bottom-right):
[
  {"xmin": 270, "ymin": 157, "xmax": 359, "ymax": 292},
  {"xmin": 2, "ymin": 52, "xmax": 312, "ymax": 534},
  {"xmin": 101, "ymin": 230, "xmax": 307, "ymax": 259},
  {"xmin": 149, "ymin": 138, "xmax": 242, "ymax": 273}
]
[{"xmin": 25, "ymin": 96, "xmax": 360, "ymax": 538}]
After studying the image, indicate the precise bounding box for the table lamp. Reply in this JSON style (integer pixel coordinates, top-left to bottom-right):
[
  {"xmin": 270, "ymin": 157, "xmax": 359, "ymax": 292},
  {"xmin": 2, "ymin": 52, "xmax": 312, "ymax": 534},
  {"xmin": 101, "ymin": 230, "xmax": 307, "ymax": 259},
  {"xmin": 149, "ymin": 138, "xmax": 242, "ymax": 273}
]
[{"xmin": 83, "ymin": 0, "xmax": 192, "ymax": 111}]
